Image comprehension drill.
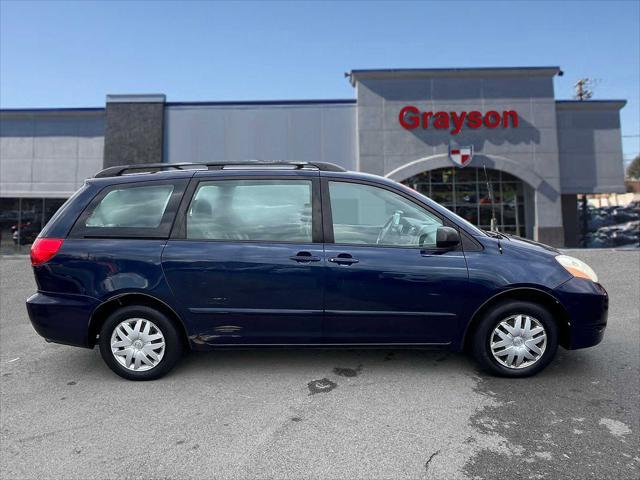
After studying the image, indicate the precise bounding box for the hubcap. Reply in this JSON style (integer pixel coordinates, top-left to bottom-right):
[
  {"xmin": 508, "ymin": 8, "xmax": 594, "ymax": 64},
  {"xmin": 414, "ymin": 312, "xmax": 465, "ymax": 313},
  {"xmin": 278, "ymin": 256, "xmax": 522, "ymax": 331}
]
[
  {"xmin": 110, "ymin": 318, "xmax": 166, "ymax": 372},
  {"xmin": 489, "ymin": 314, "xmax": 547, "ymax": 369}
]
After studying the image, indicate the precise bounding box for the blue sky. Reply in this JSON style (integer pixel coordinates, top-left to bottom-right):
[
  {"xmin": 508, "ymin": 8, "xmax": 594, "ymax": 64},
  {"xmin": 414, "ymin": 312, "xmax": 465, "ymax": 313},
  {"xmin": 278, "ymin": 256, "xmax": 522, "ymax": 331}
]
[{"xmin": 1, "ymin": 0, "xmax": 638, "ymax": 163}]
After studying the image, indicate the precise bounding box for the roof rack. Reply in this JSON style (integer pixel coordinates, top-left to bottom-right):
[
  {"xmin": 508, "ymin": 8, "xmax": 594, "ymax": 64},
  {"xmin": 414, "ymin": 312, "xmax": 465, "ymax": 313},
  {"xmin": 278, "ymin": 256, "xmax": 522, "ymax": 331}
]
[{"xmin": 94, "ymin": 161, "xmax": 347, "ymax": 178}]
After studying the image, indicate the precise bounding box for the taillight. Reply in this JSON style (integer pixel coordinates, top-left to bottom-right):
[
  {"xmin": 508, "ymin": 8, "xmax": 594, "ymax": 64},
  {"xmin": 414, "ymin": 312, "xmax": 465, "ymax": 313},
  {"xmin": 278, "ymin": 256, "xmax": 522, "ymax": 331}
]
[{"xmin": 30, "ymin": 238, "xmax": 64, "ymax": 266}]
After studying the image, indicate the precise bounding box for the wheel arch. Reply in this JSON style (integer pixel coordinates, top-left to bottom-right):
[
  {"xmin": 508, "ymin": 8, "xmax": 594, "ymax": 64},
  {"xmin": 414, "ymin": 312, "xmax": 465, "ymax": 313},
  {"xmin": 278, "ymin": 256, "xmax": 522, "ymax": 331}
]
[
  {"xmin": 461, "ymin": 287, "xmax": 571, "ymax": 352},
  {"xmin": 88, "ymin": 292, "xmax": 190, "ymax": 349}
]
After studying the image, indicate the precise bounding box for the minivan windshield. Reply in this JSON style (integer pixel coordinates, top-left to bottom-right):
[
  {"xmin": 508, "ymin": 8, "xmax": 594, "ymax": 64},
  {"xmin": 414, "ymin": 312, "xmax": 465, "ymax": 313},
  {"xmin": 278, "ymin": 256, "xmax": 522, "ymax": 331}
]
[
  {"xmin": 442, "ymin": 207, "xmax": 488, "ymax": 236},
  {"xmin": 398, "ymin": 183, "xmax": 487, "ymax": 237}
]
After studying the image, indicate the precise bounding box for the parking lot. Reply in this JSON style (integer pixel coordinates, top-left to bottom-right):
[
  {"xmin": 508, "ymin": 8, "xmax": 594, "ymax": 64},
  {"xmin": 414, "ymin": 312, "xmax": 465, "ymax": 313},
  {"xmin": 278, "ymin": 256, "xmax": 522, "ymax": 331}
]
[{"xmin": 1, "ymin": 250, "xmax": 638, "ymax": 480}]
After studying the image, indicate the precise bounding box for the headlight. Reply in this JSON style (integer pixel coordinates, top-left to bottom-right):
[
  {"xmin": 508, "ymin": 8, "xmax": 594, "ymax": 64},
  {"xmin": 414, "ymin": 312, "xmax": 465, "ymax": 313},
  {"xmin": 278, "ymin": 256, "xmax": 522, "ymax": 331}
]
[{"xmin": 555, "ymin": 254, "xmax": 598, "ymax": 282}]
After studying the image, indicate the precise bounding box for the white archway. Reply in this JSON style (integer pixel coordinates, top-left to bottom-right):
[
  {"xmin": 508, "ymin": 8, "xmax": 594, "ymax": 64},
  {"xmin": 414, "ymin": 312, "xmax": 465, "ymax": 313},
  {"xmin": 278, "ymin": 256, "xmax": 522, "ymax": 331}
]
[
  {"xmin": 391, "ymin": 155, "xmax": 540, "ymax": 238},
  {"xmin": 385, "ymin": 153, "xmax": 544, "ymax": 190}
]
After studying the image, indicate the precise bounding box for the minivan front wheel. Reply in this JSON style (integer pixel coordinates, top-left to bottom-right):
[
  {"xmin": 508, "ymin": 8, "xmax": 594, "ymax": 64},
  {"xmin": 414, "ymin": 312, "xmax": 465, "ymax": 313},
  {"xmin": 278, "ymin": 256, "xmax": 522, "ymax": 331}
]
[
  {"xmin": 472, "ymin": 301, "xmax": 558, "ymax": 377},
  {"xmin": 98, "ymin": 306, "xmax": 183, "ymax": 381}
]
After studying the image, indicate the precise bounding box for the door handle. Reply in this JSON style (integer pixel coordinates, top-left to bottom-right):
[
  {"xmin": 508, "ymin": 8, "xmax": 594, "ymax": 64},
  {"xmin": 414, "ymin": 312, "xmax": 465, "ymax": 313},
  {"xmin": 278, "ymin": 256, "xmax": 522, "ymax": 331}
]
[
  {"xmin": 329, "ymin": 254, "xmax": 359, "ymax": 265},
  {"xmin": 290, "ymin": 252, "xmax": 321, "ymax": 263}
]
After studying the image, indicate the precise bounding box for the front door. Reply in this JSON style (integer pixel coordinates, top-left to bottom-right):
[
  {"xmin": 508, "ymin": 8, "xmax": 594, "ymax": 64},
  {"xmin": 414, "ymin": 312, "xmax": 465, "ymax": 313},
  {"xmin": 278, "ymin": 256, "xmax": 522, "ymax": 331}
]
[
  {"xmin": 162, "ymin": 174, "xmax": 324, "ymax": 345},
  {"xmin": 322, "ymin": 178, "xmax": 469, "ymax": 344}
]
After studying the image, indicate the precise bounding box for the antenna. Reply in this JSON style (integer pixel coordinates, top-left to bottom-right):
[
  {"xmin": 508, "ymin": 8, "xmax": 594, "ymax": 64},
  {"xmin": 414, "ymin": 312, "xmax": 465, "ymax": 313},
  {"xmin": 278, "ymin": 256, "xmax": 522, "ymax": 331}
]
[
  {"xmin": 483, "ymin": 164, "xmax": 498, "ymax": 232},
  {"xmin": 574, "ymin": 78, "xmax": 595, "ymax": 101}
]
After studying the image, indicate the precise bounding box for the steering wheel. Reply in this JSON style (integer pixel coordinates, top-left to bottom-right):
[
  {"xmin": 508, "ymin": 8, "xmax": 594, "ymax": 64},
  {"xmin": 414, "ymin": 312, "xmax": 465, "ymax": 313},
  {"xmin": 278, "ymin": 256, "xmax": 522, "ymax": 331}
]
[{"xmin": 376, "ymin": 210, "xmax": 403, "ymax": 245}]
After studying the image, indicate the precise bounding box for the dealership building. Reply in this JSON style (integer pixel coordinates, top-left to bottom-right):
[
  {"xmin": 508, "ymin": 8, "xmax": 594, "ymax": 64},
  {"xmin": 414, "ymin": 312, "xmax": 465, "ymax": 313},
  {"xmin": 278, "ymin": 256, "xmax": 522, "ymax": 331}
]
[{"xmin": 0, "ymin": 66, "xmax": 627, "ymax": 247}]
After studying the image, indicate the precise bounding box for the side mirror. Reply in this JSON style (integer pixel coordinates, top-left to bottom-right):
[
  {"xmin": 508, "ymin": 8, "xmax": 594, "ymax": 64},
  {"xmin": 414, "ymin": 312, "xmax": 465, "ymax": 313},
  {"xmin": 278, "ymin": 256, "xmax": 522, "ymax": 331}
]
[{"xmin": 436, "ymin": 226, "xmax": 460, "ymax": 249}]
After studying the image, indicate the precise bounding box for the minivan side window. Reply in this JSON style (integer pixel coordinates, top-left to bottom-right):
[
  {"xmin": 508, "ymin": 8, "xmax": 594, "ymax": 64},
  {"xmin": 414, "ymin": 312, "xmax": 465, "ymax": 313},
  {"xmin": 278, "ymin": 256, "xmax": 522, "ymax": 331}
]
[
  {"xmin": 187, "ymin": 180, "xmax": 313, "ymax": 243},
  {"xmin": 85, "ymin": 184, "xmax": 174, "ymax": 228},
  {"xmin": 329, "ymin": 181, "xmax": 443, "ymax": 247}
]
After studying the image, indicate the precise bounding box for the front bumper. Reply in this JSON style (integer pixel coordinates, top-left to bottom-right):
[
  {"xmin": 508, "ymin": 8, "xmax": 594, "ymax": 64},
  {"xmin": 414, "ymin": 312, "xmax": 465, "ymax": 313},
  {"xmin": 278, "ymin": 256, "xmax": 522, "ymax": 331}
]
[
  {"xmin": 554, "ymin": 277, "xmax": 608, "ymax": 350},
  {"xmin": 26, "ymin": 292, "xmax": 100, "ymax": 348}
]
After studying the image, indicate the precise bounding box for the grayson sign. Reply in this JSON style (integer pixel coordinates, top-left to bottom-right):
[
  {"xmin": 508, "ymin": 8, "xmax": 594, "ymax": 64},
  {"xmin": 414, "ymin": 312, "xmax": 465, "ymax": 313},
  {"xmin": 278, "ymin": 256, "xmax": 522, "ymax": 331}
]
[{"xmin": 398, "ymin": 106, "xmax": 519, "ymax": 134}]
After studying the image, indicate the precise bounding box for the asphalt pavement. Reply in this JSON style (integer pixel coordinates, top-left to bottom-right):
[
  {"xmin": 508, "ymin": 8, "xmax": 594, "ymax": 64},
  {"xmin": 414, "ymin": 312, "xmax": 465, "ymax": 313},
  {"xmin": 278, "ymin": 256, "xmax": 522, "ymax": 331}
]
[{"xmin": 1, "ymin": 250, "xmax": 638, "ymax": 479}]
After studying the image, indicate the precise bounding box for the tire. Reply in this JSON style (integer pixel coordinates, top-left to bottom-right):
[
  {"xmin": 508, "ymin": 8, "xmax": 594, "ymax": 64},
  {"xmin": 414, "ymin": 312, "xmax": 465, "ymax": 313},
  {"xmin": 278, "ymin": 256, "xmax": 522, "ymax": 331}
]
[
  {"xmin": 471, "ymin": 300, "xmax": 558, "ymax": 378},
  {"xmin": 98, "ymin": 305, "xmax": 183, "ymax": 381}
]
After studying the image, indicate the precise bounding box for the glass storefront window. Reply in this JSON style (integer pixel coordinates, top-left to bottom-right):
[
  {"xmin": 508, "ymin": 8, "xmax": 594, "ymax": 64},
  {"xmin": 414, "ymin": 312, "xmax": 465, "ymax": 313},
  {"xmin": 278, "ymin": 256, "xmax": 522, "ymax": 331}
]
[
  {"xmin": 0, "ymin": 198, "xmax": 21, "ymax": 252},
  {"xmin": 16, "ymin": 199, "xmax": 44, "ymax": 245},
  {"xmin": 0, "ymin": 197, "xmax": 68, "ymax": 254},
  {"xmin": 430, "ymin": 184, "xmax": 453, "ymax": 204},
  {"xmin": 454, "ymin": 168, "xmax": 477, "ymax": 183},
  {"xmin": 430, "ymin": 168, "xmax": 454, "ymax": 184},
  {"xmin": 456, "ymin": 206, "xmax": 478, "ymax": 224},
  {"xmin": 403, "ymin": 167, "xmax": 527, "ymax": 238},
  {"xmin": 454, "ymin": 184, "xmax": 477, "ymax": 205},
  {"xmin": 479, "ymin": 205, "xmax": 495, "ymax": 225}
]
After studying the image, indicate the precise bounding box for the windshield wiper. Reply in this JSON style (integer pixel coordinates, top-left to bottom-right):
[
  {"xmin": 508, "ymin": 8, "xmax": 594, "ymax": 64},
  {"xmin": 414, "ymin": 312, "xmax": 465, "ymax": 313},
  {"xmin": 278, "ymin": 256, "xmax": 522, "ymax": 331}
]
[{"xmin": 484, "ymin": 230, "xmax": 510, "ymax": 240}]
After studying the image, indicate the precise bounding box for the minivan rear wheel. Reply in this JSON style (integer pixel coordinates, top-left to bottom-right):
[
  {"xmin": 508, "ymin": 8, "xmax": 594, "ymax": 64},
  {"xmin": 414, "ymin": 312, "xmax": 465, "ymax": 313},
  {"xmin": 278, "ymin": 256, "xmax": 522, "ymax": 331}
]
[
  {"xmin": 98, "ymin": 306, "xmax": 182, "ymax": 381},
  {"xmin": 472, "ymin": 301, "xmax": 558, "ymax": 378}
]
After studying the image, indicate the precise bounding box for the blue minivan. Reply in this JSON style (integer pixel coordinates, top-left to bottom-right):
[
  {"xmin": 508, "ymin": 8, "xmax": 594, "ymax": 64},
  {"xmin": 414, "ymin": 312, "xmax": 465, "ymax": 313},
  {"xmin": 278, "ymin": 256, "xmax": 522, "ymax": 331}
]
[{"xmin": 26, "ymin": 162, "xmax": 608, "ymax": 380}]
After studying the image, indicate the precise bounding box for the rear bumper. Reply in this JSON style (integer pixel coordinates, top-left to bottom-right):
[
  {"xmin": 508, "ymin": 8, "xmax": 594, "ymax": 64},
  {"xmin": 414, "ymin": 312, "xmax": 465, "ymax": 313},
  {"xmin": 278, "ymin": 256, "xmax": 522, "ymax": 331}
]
[
  {"xmin": 554, "ymin": 278, "xmax": 608, "ymax": 350},
  {"xmin": 26, "ymin": 292, "xmax": 100, "ymax": 348}
]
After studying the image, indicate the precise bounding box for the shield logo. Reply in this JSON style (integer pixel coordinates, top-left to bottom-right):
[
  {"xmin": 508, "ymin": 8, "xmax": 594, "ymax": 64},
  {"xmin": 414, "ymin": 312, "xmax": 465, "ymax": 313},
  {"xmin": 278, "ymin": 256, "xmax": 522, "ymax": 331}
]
[{"xmin": 449, "ymin": 145, "xmax": 474, "ymax": 168}]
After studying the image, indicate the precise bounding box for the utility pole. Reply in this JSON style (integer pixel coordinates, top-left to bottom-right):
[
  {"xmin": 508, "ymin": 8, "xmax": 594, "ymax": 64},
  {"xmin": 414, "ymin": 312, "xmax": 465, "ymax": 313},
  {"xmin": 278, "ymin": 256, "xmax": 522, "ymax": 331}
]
[{"xmin": 574, "ymin": 78, "xmax": 594, "ymax": 101}]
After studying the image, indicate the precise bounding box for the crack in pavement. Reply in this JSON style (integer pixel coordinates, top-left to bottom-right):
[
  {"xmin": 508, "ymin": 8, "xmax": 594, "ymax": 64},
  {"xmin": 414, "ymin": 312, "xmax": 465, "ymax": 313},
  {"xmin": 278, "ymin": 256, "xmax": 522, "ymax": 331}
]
[{"xmin": 424, "ymin": 449, "xmax": 440, "ymax": 473}]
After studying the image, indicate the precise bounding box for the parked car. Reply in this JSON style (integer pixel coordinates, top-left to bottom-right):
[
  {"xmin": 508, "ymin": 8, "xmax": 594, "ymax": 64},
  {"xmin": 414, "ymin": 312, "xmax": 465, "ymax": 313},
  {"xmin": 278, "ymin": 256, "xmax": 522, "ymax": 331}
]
[
  {"xmin": 26, "ymin": 162, "xmax": 608, "ymax": 380},
  {"xmin": 12, "ymin": 222, "xmax": 40, "ymax": 245},
  {"xmin": 600, "ymin": 220, "xmax": 640, "ymax": 246},
  {"xmin": 611, "ymin": 207, "xmax": 640, "ymax": 225},
  {"xmin": 579, "ymin": 202, "xmax": 640, "ymax": 248}
]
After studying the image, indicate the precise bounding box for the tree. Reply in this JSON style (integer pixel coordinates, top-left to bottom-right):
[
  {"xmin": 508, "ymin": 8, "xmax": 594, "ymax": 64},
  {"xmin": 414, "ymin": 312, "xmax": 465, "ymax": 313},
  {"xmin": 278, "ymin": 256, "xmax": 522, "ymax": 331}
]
[{"xmin": 627, "ymin": 154, "xmax": 640, "ymax": 180}]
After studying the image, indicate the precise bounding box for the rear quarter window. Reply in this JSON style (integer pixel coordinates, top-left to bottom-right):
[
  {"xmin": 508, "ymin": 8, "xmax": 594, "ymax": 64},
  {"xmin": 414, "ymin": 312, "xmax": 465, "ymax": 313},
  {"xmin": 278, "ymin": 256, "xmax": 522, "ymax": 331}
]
[
  {"xmin": 85, "ymin": 185, "xmax": 174, "ymax": 228},
  {"xmin": 70, "ymin": 180, "xmax": 187, "ymax": 239}
]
